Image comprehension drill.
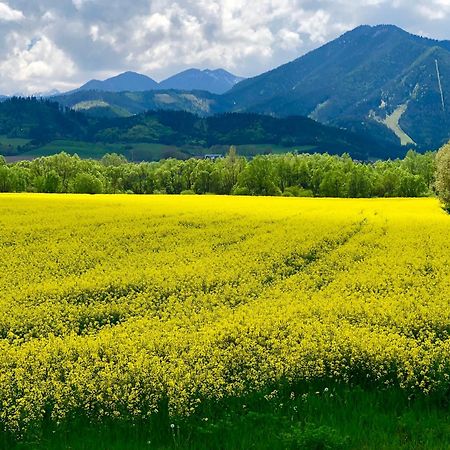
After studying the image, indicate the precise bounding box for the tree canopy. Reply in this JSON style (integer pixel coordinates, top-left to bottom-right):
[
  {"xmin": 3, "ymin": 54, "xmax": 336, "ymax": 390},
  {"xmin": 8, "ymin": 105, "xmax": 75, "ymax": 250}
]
[{"xmin": 0, "ymin": 149, "xmax": 436, "ymax": 198}]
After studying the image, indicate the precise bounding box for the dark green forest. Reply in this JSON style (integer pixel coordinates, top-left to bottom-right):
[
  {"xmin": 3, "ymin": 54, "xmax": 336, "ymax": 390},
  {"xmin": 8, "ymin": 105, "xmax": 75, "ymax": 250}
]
[
  {"xmin": 0, "ymin": 148, "xmax": 435, "ymax": 197},
  {"xmin": 0, "ymin": 98, "xmax": 400, "ymax": 161}
]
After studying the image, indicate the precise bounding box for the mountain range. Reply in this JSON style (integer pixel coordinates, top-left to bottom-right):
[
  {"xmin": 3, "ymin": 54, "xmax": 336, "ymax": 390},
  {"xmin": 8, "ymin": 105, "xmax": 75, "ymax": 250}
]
[
  {"xmin": 72, "ymin": 68, "xmax": 243, "ymax": 95},
  {"xmin": 3, "ymin": 24, "xmax": 450, "ymax": 156},
  {"xmin": 1, "ymin": 68, "xmax": 243, "ymax": 100},
  {"xmin": 75, "ymin": 71, "xmax": 159, "ymax": 93},
  {"xmin": 51, "ymin": 24, "xmax": 450, "ymax": 152}
]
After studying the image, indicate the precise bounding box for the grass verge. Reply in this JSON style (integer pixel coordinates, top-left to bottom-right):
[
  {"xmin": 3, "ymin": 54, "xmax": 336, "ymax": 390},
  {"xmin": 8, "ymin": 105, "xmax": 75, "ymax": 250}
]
[{"xmin": 3, "ymin": 382, "xmax": 449, "ymax": 450}]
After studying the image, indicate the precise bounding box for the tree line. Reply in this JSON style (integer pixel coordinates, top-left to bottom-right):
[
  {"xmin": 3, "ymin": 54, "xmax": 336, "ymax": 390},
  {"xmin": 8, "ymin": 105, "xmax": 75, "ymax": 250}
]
[{"xmin": 0, "ymin": 147, "xmax": 441, "ymax": 198}]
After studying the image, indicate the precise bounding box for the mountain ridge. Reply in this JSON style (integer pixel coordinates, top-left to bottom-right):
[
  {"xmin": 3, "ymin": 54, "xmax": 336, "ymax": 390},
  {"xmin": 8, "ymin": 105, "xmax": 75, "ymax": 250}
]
[
  {"xmin": 67, "ymin": 68, "xmax": 244, "ymax": 96},
  {"xmin": 53, "ymin": 89, "xmax": 226, "ymax": 118}
]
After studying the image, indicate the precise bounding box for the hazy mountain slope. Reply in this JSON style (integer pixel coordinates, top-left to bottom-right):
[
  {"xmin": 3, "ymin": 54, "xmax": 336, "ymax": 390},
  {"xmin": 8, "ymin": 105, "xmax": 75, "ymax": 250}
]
[
  {"xmin": 225, "ymin": 25, "xmax": 450, "ymax": 150},
  {"xmin": 70, "ymin": 68, "xmax": 243, "ymax": 96},
  {"xmin": 159, "ymin": 69, "xmax": 245, "ymax": 94},
  {"xmin": 53, "ymin": 89, "xmax": 228, "ymax": 117},
  {"xmin": 31, "ymin": 89, "xmax": 61, "ymax": 98},
  {"xmin": 76, "ymin": 71, "xmax": 159, "ymax": 93}
]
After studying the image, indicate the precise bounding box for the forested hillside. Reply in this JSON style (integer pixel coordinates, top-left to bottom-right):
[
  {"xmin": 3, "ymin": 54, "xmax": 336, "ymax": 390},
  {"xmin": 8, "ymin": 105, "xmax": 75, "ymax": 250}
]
[
  {"xmin": 0, "ymin": 98, "xmax": 89, "ymax": 143},
  {"xmin": 53, "ymin": 89, "xmax": 225, "ymax": 118},
  {"xmin": 224, "ymin": 25, "xmax": 450, "ymax": 150},
  {"xmin": 0, "ymin": 98, "xmax": 399, "ymax": 161}
]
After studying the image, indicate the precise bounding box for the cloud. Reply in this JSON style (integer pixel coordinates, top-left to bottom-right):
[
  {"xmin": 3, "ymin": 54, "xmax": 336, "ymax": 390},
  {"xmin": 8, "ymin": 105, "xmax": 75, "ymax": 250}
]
[
  {"xmin": 0, "ymin": 33, "xmax": 75, "ymax": 94},
  {"xmin": 0, "ymin": 2, "xmax": 24, "ymax": 21},
  {"xmin": 0, "ymin": 0, "xmax": 450, "ymax": 94},
  {"xmin": 416, "ymin": 0, "xmax": 450, "ymax": 20}
]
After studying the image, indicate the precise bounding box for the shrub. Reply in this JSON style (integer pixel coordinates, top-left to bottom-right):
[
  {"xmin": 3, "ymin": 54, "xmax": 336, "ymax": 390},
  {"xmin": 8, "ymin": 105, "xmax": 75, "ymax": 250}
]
[
  {"xmin": 232, "ymin": 186, "xmax": 250, "ymax": 196},
  {"xmin": 282, "ymin": 424, "xmax": 349, "ymax": 450},
  {"xmin": 435, "ymin": 142, "xmax": 450, "ymax": 208},
  {"xmin": 72, "ymin": 173, "xmax": 103, "ymax": 194},
  {"xmin": 284, "ymin": 186, "xmax": 314, "ymax": 197}
]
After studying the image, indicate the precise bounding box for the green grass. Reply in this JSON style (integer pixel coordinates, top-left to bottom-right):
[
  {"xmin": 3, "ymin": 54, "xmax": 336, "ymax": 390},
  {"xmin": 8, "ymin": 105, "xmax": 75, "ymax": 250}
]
[
  {"xmin": 3, "ymin": 383, "xmax": 448, "ymax": 450},
  {"xmin": 0, "ymin": 135, "xmax": 31, "ymax": 146},
  {"xmin": 0, "ymin": 135, "xmax": 32, "ymax": 156}
]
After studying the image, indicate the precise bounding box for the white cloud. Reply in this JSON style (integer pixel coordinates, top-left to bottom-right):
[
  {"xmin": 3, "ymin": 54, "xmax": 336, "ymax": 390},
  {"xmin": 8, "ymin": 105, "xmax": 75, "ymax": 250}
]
[
  {"xmin": 416, "ymin": 0, "xmax": 450, "ymax": 20},
  {"xmin": 72, "ymin": 0, "xmax": 89, "ymax": 10},
  {"xmin": 0, "ymin": 34, "xmax": 75, "ymax": 94},
  {"xmin": 1, "ymin": 0, "xmax": 450, "ymax": 94},
  {"xmin": 142, "ymin": 13, "xmax": 171, "ymax": 34},
  {"xmin": 277, "ymin": 29, "xmax": 302, "ymax": 50},
  {"xmin": 0, "ymin": 2, "xmax": 24, "ymax": 22}
]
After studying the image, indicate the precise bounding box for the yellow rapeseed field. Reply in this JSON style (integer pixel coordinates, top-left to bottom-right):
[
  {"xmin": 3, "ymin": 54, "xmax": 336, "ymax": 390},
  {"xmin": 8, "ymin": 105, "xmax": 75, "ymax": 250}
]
[{"xmin": 0, "ymin": 194, "xmax": 449, "ymax": 431}]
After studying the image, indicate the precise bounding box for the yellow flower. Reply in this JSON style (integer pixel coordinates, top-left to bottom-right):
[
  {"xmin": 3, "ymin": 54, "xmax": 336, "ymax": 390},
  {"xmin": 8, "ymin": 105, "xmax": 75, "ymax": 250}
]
[{"xmin": 0, "ymin": 194, "xmax": 448, "ymax": 432}]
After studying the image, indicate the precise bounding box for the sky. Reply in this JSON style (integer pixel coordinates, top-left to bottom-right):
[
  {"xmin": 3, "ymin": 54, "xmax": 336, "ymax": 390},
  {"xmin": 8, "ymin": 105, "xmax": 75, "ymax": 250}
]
[{"xmin": 1, "ymin": 0, "xmax": 450, "ymax": 95}]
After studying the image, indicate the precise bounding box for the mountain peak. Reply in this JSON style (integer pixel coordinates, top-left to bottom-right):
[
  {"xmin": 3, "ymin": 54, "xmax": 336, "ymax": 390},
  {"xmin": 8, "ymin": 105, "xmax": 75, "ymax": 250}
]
[
  {"xmin": 77, "ymin": 71, "xmax": 159, "ymax": 93},
  {"xmin": 114, "ymin": 71, "xmax": 152, "ymax": 79},
  {"xmin": 225, "ymin": 24, "xmax": 450, "ymax": 150},
  {"xmin": 338, "ymin": 24, "xmax": 409, "ymax": 43},
  {"xmin": 70, "ymin": 68, "xmax": 245, "ymax": 95},
  {"xmin": 347, "ymin": 24, "xmax": 405, "ymax": 33},
  {"xmin": 159, "ymin": 68, "xmax": 245, "ymax": 94}
]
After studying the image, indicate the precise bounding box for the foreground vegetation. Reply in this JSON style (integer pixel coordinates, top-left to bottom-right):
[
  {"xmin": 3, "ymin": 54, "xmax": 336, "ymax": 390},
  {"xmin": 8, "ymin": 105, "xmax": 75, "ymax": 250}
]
[
  {"xmin": 0, "ymin": 148, "xmax": 436, "ymax": 197},
  {"xmin": 6, "ymin": 384, "xmax": 449, "ymax": 449},
  {"xmin": 0, "ymin": 195, "xmax": 449, "ymax": 448}
]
